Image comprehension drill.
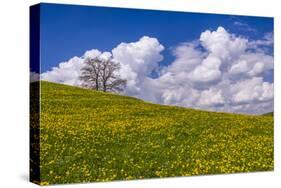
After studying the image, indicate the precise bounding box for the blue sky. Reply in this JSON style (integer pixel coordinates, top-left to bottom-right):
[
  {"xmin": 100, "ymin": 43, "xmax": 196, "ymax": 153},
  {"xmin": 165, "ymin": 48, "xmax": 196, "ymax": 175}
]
[
  {"xmin": 35, "ymin": 3, "xmax": 274, "ymax": 114},
  {"xmin": 40, "ymin": 3, "xmax": 273, "ymax": 72}
]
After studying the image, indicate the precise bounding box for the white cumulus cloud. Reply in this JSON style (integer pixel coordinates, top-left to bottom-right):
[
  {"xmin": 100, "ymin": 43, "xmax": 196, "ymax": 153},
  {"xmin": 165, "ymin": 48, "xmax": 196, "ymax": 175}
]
[
  {"xmin": 41, "ymin": 50, "xmax": 112, "ymax": 86},
  {"xmin": 112, "ymin": 36, "xmax": 164, "ymax": 95},
  {"xmin": 147, "ymin": 26, "xmax": 273, "ymax": 114},
  {"xmin": 41, "ymin": 27, "xmax": 273, "ymax": 114},
  {"xmin": 41, "ymin": 56, "xmax": 84, "ymax": 86}
]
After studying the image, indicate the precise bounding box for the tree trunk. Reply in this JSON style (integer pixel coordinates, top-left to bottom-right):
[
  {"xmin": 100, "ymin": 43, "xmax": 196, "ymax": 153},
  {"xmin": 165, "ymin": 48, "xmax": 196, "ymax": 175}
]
[
  {"xmin": 95, "ymin": 78, "xmax": 99, "ymax": 91},
  {"xmin": 103, "ymin": 83, "xmax": 106, "ymax": 92}
]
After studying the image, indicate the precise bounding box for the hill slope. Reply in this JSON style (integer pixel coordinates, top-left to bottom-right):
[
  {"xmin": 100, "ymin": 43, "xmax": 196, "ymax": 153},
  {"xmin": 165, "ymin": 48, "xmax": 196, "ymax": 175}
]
[
  {"xmin": 262, "ymin": 112, "xmax": 274, "ymax": 116},
  {"xmin": 37, "ymin": 81, "xmax": 273, "ymax": 185}
]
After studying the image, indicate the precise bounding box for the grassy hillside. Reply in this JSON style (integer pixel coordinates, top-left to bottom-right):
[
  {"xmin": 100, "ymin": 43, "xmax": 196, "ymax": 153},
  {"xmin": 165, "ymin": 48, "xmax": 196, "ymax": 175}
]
[
  {"xmin": 262, "ymin": 112, "xmax": 274, "ymax": 116},
  {"xmin": 36, "ymin": 81, "xmax": 273, "ymax": 185}
]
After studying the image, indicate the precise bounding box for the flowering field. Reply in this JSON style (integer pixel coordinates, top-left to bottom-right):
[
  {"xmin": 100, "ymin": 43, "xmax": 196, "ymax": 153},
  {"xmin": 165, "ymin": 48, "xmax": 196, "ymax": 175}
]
[{"xmin": 37, "ymin": 81, "xmax": 273, "ymax": 185}]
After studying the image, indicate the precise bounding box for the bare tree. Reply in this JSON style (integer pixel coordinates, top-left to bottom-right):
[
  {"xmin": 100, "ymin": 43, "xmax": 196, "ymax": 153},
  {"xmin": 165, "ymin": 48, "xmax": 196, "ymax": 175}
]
[
  {"xmin": 79, "ymin": 57, "xmax": 126, "ymax": 93},
  {"xmin": 79, "ymin": 57, "xmax": 101, "ymax": 90}
]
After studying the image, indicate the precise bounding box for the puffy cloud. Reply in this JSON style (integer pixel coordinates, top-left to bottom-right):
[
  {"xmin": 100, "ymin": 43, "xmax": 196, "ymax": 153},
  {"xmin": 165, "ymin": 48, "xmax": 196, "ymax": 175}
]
[
  {"xmin": 229, "ymin": 52, "xmax": 273, "ymax": 78},
  {"xmin": 83, "ymin": 49, "xmax": 101, "ymax": 59},
  {"xmin": 168, "ymin": 43, "xmax": 204, "ymax": 73},
  {"xmin": 42, "ymin": 36, "xmax": 165, "ymax": 90},
  {"xmin": 41, "ymin": 50, "xmax": 110, "ymax": 86},
  {"xmin": 200, "ymin": 26, "xmax": 248, "ymax": 61},
  {"xmin": 230, "ymin": 77, "xmax": 273, "ymax": 104},
  {"xmin": 41, "ymin": 56, "xmax": 84, "ymax": 86},
  {"xmin": 112, "ymin": 36, "xmax": 164, "ymax": 95},
  {"xmin": 197, "ymin": 88, "xmax": 225, "ymax": 107},
  {"xmin": 149, "ymin": 26, "xmax": 273, "ymax": 114},
  {"xmin": 188, "ymin": 56, "xmax": 222, "ymax": 84},
  {"xmin": 41, "ymin": 27, "xmax": 273, "ymax": 114}
]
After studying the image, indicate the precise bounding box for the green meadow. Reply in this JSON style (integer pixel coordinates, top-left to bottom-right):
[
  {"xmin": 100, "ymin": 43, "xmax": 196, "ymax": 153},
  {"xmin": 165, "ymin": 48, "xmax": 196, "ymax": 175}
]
[{"xmin": 35, "ymin": 81, "xmax": 273, "ymax": 185}]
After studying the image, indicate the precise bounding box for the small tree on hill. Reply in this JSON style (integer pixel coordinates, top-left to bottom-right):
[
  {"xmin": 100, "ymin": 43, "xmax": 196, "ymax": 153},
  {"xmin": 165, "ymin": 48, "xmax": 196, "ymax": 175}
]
[{"xmin": 79, "ymin": 57, "xmax": 126, "ymax": 93}]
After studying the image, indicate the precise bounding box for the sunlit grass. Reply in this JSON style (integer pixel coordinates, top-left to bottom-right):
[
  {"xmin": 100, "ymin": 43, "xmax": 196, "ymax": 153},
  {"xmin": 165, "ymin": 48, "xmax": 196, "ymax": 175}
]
[{"xmin": 36, "ymin": 81, "xmax": 273, "ymax": 185}]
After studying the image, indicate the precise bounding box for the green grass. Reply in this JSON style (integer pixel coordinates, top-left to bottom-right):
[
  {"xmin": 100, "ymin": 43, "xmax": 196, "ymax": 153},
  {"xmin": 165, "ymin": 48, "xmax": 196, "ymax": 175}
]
[{"xmin": 35, "ymin": 81, "xmax": 273, "ymax": 185}]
